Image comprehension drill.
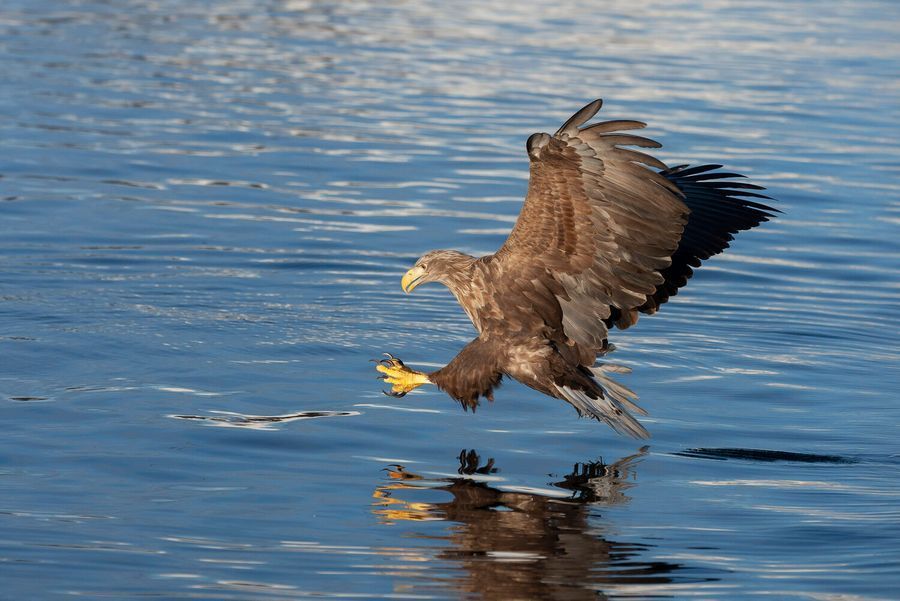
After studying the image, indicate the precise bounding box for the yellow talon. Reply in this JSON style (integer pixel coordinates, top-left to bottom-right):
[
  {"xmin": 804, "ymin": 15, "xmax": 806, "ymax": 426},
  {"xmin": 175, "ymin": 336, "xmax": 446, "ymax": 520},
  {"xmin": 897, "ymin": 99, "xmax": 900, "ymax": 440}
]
[{"xmin": 375, "ymin": 354, "xmax": 431, "ymax": 397}]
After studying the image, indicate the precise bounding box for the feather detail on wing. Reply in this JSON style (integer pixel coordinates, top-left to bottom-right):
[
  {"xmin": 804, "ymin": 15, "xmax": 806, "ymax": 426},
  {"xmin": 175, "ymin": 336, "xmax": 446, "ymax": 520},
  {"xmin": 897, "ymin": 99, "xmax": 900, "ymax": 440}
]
[
  {"xmin": 490, "ymin": 100, "xmax": 777, "ymax": 365},
  {"xmin": 494, "ymin": 99, "xmax": 690, "ymax": 364}
]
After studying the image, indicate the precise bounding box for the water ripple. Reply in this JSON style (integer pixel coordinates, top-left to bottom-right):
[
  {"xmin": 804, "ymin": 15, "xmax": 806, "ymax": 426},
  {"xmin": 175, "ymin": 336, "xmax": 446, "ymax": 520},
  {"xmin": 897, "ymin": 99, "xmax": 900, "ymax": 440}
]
[{"xmin": 1, "ymin": 0, "xmax": 898, "ymax": 598}]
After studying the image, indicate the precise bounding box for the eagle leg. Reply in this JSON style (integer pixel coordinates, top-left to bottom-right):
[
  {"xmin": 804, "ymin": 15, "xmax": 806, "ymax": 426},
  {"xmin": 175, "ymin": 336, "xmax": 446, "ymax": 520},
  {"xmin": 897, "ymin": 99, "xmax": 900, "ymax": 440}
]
[{"xmin": 375, "ymin": 354, "xmax": 431, "ymax": 397}]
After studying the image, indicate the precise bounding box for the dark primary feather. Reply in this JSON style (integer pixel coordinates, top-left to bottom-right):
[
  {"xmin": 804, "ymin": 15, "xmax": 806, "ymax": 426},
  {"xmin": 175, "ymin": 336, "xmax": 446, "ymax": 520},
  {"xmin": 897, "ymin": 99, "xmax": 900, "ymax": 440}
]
[{"xmin": 634, "ymin": 164, "xmax": 779, "ymax": 314}]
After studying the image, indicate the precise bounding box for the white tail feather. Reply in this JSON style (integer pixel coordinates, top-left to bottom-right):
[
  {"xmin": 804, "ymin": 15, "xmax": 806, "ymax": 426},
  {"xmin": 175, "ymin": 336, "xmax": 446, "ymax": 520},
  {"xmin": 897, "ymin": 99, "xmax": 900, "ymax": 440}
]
[
  {"xmin": 589, "ymin": 364, "xmax": 646, "ymax": 417},
  {"xmin": 553, "ymin": 363, "xmax": 649, "ymax": 438}
]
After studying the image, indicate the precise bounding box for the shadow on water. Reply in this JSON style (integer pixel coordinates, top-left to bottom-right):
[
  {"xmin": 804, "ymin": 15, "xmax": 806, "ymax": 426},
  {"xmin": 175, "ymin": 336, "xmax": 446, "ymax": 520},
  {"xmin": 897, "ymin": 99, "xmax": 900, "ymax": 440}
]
[
  {"xmin": 674, "ymin": 448, "xmax": 858, "ymax": 464},
  {"xmin": 372, "ymin": 448, "xmax": 716, "ymax": 600}
]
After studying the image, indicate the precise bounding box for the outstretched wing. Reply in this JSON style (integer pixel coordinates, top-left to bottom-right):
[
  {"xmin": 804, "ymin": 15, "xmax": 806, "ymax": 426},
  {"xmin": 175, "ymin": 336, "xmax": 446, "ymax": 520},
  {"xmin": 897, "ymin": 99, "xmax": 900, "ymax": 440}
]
[
  {"xmin": 492, "ymin": 99, "xmax": 776, "ymax": 365},
  {"xmin": 493, "ymin": 99, "xmax": 689, "ymax": 363},
  {"xmin": 635, "ymin": 164, "xmax": 778, "ymax": 314}
]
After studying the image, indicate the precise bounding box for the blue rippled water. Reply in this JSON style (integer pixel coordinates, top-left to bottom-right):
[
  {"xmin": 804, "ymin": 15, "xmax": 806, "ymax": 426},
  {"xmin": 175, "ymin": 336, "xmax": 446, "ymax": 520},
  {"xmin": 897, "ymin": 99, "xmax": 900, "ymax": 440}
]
[{"xmin": 1, "ymin": 1, "xmax": 899, "ymax": 599}]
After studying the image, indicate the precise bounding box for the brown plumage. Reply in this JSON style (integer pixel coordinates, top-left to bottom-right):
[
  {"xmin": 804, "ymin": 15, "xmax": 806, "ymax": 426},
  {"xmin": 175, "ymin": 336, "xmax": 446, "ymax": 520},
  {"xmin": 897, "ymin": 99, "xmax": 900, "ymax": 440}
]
[{"xmin": 390, "ymin": 99, "xmax": 777, "ymax": 438}]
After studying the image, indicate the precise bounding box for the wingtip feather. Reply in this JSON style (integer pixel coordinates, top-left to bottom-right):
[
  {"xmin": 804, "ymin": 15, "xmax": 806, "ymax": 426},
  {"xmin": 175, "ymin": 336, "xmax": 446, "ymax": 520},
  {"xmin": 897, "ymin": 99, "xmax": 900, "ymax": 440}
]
[{"xmin": 556, "ymin": 98, "xmax": 604, "ymax": 136}]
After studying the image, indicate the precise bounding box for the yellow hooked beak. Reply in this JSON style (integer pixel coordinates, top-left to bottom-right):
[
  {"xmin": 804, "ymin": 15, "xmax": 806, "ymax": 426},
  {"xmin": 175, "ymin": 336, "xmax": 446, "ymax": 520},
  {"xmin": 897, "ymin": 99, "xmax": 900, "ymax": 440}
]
[{"xmin": 401, "ymin": 265, "xmax": 426, "ymax": 293}]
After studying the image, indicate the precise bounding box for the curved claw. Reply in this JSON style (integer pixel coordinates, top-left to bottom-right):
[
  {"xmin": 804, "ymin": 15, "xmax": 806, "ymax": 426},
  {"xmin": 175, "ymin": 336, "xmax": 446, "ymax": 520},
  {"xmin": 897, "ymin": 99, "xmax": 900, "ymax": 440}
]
[
  {"xmin": 379, "ymin": 353, "xmax": 404, "ymax": 367},
  {"xmin": 374, "ymin": 352, "xmax": 427, "ymax": 397}
]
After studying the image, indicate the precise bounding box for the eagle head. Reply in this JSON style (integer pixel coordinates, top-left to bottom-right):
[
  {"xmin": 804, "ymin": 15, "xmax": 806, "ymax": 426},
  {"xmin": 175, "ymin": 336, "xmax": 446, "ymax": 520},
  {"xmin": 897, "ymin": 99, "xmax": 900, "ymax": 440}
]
[{"xmin": 401, "ymin": 250, "xmax": 475, "ymax": 293}]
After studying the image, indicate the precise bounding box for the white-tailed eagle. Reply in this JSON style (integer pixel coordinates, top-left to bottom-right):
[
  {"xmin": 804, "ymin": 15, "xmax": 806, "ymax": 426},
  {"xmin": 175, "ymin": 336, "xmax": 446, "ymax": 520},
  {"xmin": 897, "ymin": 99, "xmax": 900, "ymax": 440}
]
[{"xmin": 376, "ymin": 99, "xmax": 777, "ymax": 438}]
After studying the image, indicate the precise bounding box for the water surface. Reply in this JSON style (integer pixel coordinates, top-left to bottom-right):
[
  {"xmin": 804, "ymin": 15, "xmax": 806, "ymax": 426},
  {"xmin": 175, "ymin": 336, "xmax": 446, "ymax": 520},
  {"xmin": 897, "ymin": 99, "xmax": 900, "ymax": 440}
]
[{"xmin": 1, "ymin": 0, "xmax": 899, "ymax": 598}]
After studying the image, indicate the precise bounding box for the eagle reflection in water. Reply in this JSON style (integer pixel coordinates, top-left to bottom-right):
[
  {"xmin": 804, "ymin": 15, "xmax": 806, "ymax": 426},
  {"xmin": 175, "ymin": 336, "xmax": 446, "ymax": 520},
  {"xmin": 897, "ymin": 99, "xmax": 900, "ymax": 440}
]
[{"xmin": 372, "ymin": 448, "xmax": 708, "ymax": 599}]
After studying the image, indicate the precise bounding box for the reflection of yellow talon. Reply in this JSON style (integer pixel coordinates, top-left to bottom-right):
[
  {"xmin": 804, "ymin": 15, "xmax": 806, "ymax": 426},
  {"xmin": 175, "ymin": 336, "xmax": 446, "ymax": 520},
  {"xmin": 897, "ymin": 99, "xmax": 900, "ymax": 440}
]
[
  {"xmin": 375, "ymin": 354, "xmax": 431, "ymax": 397},
  {"xmin": 385, "ymin": 465, "xmax": 422, "ymax": 480}
]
